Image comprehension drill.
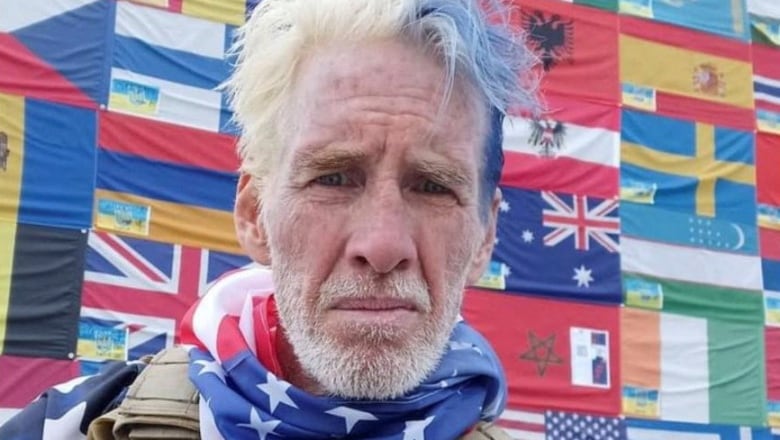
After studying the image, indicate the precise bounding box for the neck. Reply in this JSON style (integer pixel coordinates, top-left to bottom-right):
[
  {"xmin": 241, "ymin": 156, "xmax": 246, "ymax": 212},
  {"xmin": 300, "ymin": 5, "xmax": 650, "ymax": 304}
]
[{"xmin": 275, "ymin": 327, "xmax": 327, "ymax": 396}]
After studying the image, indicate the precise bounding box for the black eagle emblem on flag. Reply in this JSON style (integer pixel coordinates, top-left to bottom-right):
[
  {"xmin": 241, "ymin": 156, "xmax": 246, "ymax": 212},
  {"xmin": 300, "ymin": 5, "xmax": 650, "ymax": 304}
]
[
  {"xmin": 528, "ymin": 119, "xmax": 566, "ymax": 157},
  {"xmin": 521, "ymin": 10, "xmax": 574, "ymax": 71}
]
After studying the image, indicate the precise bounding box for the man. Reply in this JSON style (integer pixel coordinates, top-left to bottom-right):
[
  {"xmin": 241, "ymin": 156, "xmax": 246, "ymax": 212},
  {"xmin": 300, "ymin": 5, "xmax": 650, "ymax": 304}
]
[{"xmin": 0, "ymin": 0, "xmax": 537, "ymax": 438}]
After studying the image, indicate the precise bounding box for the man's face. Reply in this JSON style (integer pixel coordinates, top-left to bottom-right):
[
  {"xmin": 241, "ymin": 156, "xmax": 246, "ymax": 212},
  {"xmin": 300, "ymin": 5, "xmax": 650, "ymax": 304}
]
[{"xmin": 256, "ymin": 40, "xmax": 498, "ymax": 398}]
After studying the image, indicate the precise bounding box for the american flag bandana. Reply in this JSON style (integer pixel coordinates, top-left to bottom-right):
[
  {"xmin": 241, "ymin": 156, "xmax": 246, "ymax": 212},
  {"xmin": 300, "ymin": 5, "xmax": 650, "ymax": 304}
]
[{"xmin": 180, "ymin": 268, "xmax": 507, "ymax": 439}]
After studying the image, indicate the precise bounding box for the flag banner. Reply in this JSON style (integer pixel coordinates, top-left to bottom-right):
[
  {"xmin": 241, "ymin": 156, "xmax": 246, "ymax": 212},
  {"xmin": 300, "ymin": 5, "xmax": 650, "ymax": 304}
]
[
  {"xmin": 0, "ymin": 221, "xmax": 87, "ymax": 359},
  {"xmin": 110, "ymin": 1, "xmax": 236, "ymax": 133},
  {"xmin": 495, "ymin": 406, "xmax": 545, "ymax": 440},
  {"xmin": 621, "ymin": 237, "xmax": 764, "ymax": 293},
  {"xmin": 620, "ymin": 108, "xmax": 757, "ymax": 255},
  {"xmin": 122, "ymin": 0, "xmax": 252, "ymax": 26},
  {"xmin": 622, "ymin": 305, "xmax": 765, "ymax": 425},
  {"xmin": 0, "ymin": 355, "xmax": 79, "ymax": 424},
  {"xmin": 751, "ymin": 12, "xmax": 780, "ymax": 48},
  {"xmin": 753, "ymin": 45, "xmax": 780, "ymax": 133},
  {"xmin": 0, "ymin": 94, "xmax": 96, "ymax": 229},
  {"xmin": 0, "ymin": 0, "xmax": 109, "ymax": 108},
  {"xmin": 463, "ymin": 289, "xmax": 621, "ymax": 414},
  {"xmin": 95, "ymin": 111, "xmax": 240, "ymax": 253},
  {"xmin": 768, "ymin": 328, "xmax": 780, "ymax": 427},
  {"xmin": 758, "ymin": 133, "xmax": 780, "ymax": 211},
  {"xmin": 620, "ymin": 16, "xmax": 754, "ymax": 130},
  {"xmin": 81, "ymin": 231, "xmax": 252, "ymax": 360},
  {"xmin": 479, "ymin": 185, "xmax": 621, "ymax": 303},
  {"xmin": 619, "ymin": 0, "xmax": 749, "ymax": 41},
  {"xmin": 557, "ymin": 0, "xmax": 618, "ymax": 11},
  {"xmin": 749, "ymin": 0, "xmax": 780, "ymax": 22},
  {"xmin": 76, "ymin": 319, "xmax": 129, "ymax": 361},
  {"xmin": 495, "ymin": 407, "xmax": 626, "ymax": 440},
  {"xmin": 626, "ymin": 418, "xmax": 772, "ymax": 440},
  {"xmin": 501, "ymin": 94, "xmax": 619, "ymax": 199},
  {"xmin": 512, "ymin": 1, "xmax": 619, "ymax": 103}
]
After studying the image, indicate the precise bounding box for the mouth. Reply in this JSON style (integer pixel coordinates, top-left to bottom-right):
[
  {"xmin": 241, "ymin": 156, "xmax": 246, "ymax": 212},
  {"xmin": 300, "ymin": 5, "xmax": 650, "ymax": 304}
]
[{"xmin": 330, "ymin": 298, "xmax": 419, "ymax": 312}]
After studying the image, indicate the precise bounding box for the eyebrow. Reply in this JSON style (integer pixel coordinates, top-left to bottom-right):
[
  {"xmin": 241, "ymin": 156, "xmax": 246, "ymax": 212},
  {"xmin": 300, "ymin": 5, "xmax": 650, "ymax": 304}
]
[
  {"xmin": 415, "ymin": 158, "xmax": 472, "ymax": 189},
  {"xmin": 291, "ymin": 147, "xmax": 368, "ymax": 173}
]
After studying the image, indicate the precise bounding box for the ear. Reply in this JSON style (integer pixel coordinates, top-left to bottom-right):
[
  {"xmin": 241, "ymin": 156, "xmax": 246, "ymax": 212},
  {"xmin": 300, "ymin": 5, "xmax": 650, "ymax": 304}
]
[
  {"xmin": 234, "ymin": 173, "xmax": 271, "ymax": 265},
  {"xmin": 465, "ymin": 188, "xmax": 501, "ymax": 286}
]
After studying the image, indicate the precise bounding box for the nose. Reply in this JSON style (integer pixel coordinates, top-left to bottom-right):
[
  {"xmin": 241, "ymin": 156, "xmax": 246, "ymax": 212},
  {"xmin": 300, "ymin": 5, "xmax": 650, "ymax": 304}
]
[{"xmin": 345, "ymin": 187, "xmax": 417, "ymax": 274}]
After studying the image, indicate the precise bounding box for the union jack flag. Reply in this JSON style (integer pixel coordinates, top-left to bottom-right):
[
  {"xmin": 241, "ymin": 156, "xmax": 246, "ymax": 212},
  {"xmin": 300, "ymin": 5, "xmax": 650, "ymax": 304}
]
[
  {"xmin": 542, "ymin": 191, "xmax": 620, "ymax": 252},
  {"xmin": 80, "ymin": 231, "xmax": 253, "ymax": 360}
]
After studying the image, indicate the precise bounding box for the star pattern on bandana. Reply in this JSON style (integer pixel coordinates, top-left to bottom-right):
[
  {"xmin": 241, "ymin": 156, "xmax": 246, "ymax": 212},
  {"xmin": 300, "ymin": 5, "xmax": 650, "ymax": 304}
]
[
  {"xmin": 257, "ymin": 371, "xmax": 299, "ymax": 413},
  {"xmin": 195, "ymin": 359, "xmax": 226, "ymax": 383},
  {"xmin": 403, "ymin": 416, "xmax": 435, "ymax": 440},
  {"xmin": 326, "ymin": 406, "xmax": 379, "ymax": 434},
  {"xmin": 448, "ymin": 340, "xmax": 484, "ymax": 356},
  {"xmin": 237, "ymin": 408, "xmax": 280, "ymax": 440}
]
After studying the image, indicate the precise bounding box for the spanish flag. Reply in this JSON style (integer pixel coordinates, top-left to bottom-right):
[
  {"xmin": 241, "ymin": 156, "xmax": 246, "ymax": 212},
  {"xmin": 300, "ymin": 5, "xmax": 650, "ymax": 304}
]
[{"xmin": 620, "ymin": 16, "xmax": 754, "ymax": 130}]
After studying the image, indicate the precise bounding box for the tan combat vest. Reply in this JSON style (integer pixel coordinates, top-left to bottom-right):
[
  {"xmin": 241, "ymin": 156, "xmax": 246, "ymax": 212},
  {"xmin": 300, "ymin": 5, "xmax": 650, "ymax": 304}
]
[{"xmin": 86, "ymin": 348, "xmax": 513, "ymax": 440}]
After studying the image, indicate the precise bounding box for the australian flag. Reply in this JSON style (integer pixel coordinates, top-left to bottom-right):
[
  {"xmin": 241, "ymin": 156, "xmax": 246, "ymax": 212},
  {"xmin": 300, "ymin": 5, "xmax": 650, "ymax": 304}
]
[{"xmin": 483, "ymin": 186, "xmax": 621, "ymax": 303}]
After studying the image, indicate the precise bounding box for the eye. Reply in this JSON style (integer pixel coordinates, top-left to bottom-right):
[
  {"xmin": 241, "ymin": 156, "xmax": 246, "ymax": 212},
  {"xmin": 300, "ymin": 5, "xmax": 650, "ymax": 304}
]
[
  {"xmin": 418, "ymin": 180, "xmax": 450, "ymax": 195},
  {"xmin": 314, "ymin": 172, "xmax": 349, "ymax": 186}
]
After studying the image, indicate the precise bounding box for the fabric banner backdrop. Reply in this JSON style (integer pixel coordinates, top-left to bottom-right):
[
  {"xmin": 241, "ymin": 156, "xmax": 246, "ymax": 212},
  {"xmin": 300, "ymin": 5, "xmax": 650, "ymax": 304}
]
[
  {"xmin": 80, "ymin": 231, "xmax": 252, "ymax": 361},
  {"xmin": 620, "ymin": 16, "xmax": 754, "ymax": 130},
  {"xmin": 124, "ymin": 0, "xmax": 259, "ymax": 27},
  {"xmin": 464, "ymin": 288, "xmax": 621, "ymax": 415},
  {"xmin": 513, "ymin": 0, "xmax": 619, "ymax": 104},
  {"xmin": 0, "ymin": 221, "xmax": 87, "ymax": 359},
  {"xmin": 95, "ymin": 111, "xmax": 240, "ymax": 253},
  {"xmin": 619, "ymin": 0, "xmax": 750, "ymax": 41},
  {"xmin": 0, "ymin": 0, "xmax": 109, "ymax": 108},
  {"xmin": 753, "ymin": 44, "xmax": 780, "ymax": 135},
  {"xmin": 0, "ymin": 93, "xmax": 96, "ymax": 230}
]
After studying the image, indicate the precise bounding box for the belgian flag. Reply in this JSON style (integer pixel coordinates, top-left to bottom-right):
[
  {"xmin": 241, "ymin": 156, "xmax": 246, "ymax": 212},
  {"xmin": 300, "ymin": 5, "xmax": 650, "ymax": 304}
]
[{"xmin": 0, "ymin": 221, "xmax": 87, "ymax": 359}]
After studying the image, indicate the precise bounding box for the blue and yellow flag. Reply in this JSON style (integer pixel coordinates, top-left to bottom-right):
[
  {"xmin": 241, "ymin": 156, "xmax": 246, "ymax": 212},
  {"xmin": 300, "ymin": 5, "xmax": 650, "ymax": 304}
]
[
  {"xmin": 620, "ymin": 109, "xmax": 757, "ymax": 254},
  {"xmin": 0, "ymin": 93, "xmax": 96, "ymax": 230}
]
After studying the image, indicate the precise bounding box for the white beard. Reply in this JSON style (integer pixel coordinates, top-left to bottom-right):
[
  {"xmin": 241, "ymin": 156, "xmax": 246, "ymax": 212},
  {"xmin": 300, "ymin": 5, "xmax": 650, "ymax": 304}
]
[{"xmin": 272, "ymin": 267, "xmax": 466, "ymax": 399}]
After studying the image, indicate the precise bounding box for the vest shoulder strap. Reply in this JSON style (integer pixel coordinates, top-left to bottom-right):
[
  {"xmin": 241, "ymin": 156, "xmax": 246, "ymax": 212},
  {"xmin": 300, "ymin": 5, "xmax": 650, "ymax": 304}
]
[
  {"xmin": 87, "ymin": 346, "xmax": 200, "ymax": 440},
  {"xmin": 459, "ymin": 421, "xmax": 515, "ymax": 440}
]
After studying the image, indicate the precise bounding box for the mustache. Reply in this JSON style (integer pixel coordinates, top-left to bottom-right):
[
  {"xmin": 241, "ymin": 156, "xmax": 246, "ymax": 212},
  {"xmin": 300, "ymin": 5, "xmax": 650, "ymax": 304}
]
[{"xmin": 317, "ymin": 273, "xmax": 432, "ymax": 313}]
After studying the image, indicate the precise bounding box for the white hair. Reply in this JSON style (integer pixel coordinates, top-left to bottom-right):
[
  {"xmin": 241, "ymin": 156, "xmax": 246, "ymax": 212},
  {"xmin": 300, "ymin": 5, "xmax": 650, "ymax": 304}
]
[{"xmin": 224, "ymin": 0, "xmax": 538, "ymax": 184}]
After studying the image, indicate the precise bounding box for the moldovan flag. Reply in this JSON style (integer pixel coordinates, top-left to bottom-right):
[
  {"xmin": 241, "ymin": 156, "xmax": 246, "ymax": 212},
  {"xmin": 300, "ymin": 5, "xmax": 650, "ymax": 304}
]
[
  {"xmin": 125, "ymin": 0, "xmax": 252, "ymax": 26},
  {"xmin": 0, "ymin": 221, "xmax": 87, "ymax": 359},
  {"xmin": 621, "ymin": 285, "xmax": 765, "ymax": 426},
  {"xmin": 0, "ymin": 0, "xmax": 108, "ymax": 108},
  {"xmin": 0, "ymin": 93, "xmax": 96, "ymax": 230},
  {"xmin": 110, "ymin": 1, "xmax": 235, "ymax": 133},
  {"xmin": 619, "ymin": 0, "xmax": 749, "ymax": 41},
  {"xmin": 502, "ymin": 94, "xmax": 619, "ymax": 199},
  {"xmin": 512, "ymin": 1, "xmax": 619, "ymax": 103},
  {"xmin": 620, "ymin": 109, "xmax": 757, "ymax": 255},
  {"xmin": 753, "ymin": 44, "xmax": 780, "ymax": 135},
  {"xmin": 463, "ymin": 288, "xmax": 620, "ymax": 415},
  {"xmin": 620, "ymin": 17, "xmax": 754, "ymax": 130},
  {"xmin": 95, "ymin": 111, "xmax": 240, "ymax": 253}
]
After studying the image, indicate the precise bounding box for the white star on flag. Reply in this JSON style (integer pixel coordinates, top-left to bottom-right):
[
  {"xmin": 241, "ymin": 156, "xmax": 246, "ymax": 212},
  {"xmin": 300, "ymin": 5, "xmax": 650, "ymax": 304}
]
[
  {"xmin": 42, "ymin": 401, "xmax": 87, "ymax": 439},
  {"xmin": 572, "ymin": 265, "xmax": 594, "ymax": 288},
  {"xmin": 194, "ymin": 359, "xmax": 226, "ymax": 383},
  {"xmin": 403, "ymin": 416, "xmax": 435, "ymax": 440},
  {"xmin": 499, "ymin": 200, "xmax": 510, "ymax": 212},
  {"xmin": 521, "ymin": 229, "xmax": 534, "ymax": 243},
  {"xmin": 257, "ymin": 372, "xmax": 299, "ymax": 413},
  {"xmin": 325, "ymin": 406, "xmax": 378, "ymax": 434},
  {"xmin": 500, "ymin": 263, "xmax": 511, "ymax": 277},
  {"xmin": 237, "ymin": 408, "xmax": 280, "ymax": 440}
]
